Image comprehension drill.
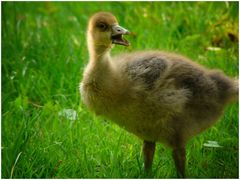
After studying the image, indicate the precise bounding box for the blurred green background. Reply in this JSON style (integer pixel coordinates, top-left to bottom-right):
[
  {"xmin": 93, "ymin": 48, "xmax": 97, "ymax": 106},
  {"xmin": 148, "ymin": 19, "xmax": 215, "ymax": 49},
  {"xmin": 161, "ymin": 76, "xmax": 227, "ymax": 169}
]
[{"xmin": 2, "ymin": 1, "xmax": 238, "ymax": 178}]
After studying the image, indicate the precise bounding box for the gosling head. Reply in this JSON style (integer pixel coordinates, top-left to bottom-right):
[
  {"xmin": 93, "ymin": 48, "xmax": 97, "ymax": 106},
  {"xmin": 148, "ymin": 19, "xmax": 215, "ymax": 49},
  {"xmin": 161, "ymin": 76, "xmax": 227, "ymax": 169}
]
[{"xmin": 87, "ymin": 12, "xmax": 130, "ymax": 54}]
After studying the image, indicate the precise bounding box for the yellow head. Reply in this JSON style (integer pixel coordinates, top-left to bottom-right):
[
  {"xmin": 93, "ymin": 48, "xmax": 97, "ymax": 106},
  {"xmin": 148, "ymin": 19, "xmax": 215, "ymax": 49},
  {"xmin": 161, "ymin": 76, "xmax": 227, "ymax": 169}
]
[{"xmin": 87, "ymin": 12, "xmax": 130, "ymax": 55}]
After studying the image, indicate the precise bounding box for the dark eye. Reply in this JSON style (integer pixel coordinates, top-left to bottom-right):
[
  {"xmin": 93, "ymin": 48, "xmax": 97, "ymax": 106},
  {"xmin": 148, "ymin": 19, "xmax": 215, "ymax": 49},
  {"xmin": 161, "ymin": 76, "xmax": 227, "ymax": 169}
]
[{"xmin": 97, "ymin": 22, "xmax": 108, "ymax": 31}]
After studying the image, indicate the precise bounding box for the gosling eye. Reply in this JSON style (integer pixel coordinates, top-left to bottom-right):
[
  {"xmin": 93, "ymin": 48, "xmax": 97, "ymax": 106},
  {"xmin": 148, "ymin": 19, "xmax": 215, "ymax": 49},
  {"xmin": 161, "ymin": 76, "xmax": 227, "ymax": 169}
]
[{"xmin": 96, "ymin": 22, "xmax": 108, "ymax": 31}]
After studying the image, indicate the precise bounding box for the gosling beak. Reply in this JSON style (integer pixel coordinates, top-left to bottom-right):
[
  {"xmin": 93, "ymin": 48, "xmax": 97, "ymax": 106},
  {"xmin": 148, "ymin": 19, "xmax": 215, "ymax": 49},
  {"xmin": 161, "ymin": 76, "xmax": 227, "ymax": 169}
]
[{"xmin": 111, "ymin": 24, "xmax": 130, "ymax": 46}]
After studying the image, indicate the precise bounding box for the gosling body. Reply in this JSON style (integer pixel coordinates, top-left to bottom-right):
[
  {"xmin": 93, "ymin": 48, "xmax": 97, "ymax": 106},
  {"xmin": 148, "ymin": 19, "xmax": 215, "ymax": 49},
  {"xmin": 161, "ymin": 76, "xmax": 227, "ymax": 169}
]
[
  {"xmin": 80, "ymin": 12, "xmax": 238, "ymax": 177},
  {"xmin": 81, "ymin": 50, "xmax": 236, "ymax": 146}
]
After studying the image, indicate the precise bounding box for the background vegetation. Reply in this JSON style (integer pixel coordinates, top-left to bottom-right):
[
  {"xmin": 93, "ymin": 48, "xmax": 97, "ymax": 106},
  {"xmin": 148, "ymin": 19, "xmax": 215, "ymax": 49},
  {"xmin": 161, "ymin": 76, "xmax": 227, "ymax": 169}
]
[{"xmin": 2, "ymin": 1, "xmax": 238, "ymax": 178}]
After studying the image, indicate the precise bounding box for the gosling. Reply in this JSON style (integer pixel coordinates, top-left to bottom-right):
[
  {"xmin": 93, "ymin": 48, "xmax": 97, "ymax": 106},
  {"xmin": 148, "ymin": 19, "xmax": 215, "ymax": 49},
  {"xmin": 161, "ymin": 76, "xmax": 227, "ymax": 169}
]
[{"xmin": 80, "ymin": 12, "xmax": 238, "ymax": 177}]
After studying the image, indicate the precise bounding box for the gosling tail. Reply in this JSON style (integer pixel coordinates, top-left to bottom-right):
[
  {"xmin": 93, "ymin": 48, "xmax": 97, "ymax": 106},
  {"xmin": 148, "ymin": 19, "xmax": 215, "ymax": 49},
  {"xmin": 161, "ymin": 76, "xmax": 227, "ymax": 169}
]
[
  {"xmin": 209, "ymin": 71, "xmax": 238, "ymax": 103},
  {"xmin": 231, "ymin": 78, "xmax": 239, "ymax": 102}
]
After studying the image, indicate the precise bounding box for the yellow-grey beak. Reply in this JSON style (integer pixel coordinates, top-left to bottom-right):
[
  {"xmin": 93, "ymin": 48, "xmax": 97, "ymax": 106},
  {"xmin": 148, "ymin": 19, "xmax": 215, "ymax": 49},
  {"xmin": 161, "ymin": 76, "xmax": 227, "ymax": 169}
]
[{"xmin": 111, "ymin": 24, "xmax": 130, "ymax": 46}]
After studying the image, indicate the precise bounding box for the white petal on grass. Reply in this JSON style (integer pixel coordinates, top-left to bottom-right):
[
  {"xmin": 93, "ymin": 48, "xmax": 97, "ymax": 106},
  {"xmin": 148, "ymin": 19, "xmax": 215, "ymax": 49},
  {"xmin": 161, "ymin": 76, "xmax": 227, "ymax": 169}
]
[
  {"xmin": 58, "ymin": 109, "xmax": 78, "ymax": 121},
  {"xmin": 203, "ymin": 140, "xmax": 223, "ymax": 148},
  {"xmin": 206, "ymin": 47, "xmax": 222, "ymax": 51}
]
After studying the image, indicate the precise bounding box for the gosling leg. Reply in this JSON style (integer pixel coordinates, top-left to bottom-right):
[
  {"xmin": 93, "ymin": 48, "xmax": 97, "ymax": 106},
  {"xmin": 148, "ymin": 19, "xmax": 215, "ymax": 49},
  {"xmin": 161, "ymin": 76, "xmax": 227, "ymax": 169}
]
[
  {"xmin": 142, "ymin": 140, "xmax": 156, "ymax": 172},
  {"xmin": 172, "ymin": 147, "xmax": 186, "ymax": 178}
]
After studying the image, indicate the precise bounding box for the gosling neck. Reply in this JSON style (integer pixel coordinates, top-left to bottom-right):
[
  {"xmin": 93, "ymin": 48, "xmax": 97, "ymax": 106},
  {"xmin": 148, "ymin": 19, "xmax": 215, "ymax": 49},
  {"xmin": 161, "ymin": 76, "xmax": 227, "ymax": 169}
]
[
  {"xmin": 87, "ymin": 36, "xmax": 112, "ymax": 65},
  {"xmin": 86, "ymin": 37, "xmax": 114, "ymax": 86},
  {"xmin": 89, "ymin": 45, "xmax": 111, "ymax": 64}
]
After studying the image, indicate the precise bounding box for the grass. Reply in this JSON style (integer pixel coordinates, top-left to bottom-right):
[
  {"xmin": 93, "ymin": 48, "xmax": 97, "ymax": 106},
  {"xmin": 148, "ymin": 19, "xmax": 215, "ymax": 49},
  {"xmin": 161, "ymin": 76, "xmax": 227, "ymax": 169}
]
[{"xmin": 1, "ymin": 1, "xmax": 238, "ymax": 178}]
